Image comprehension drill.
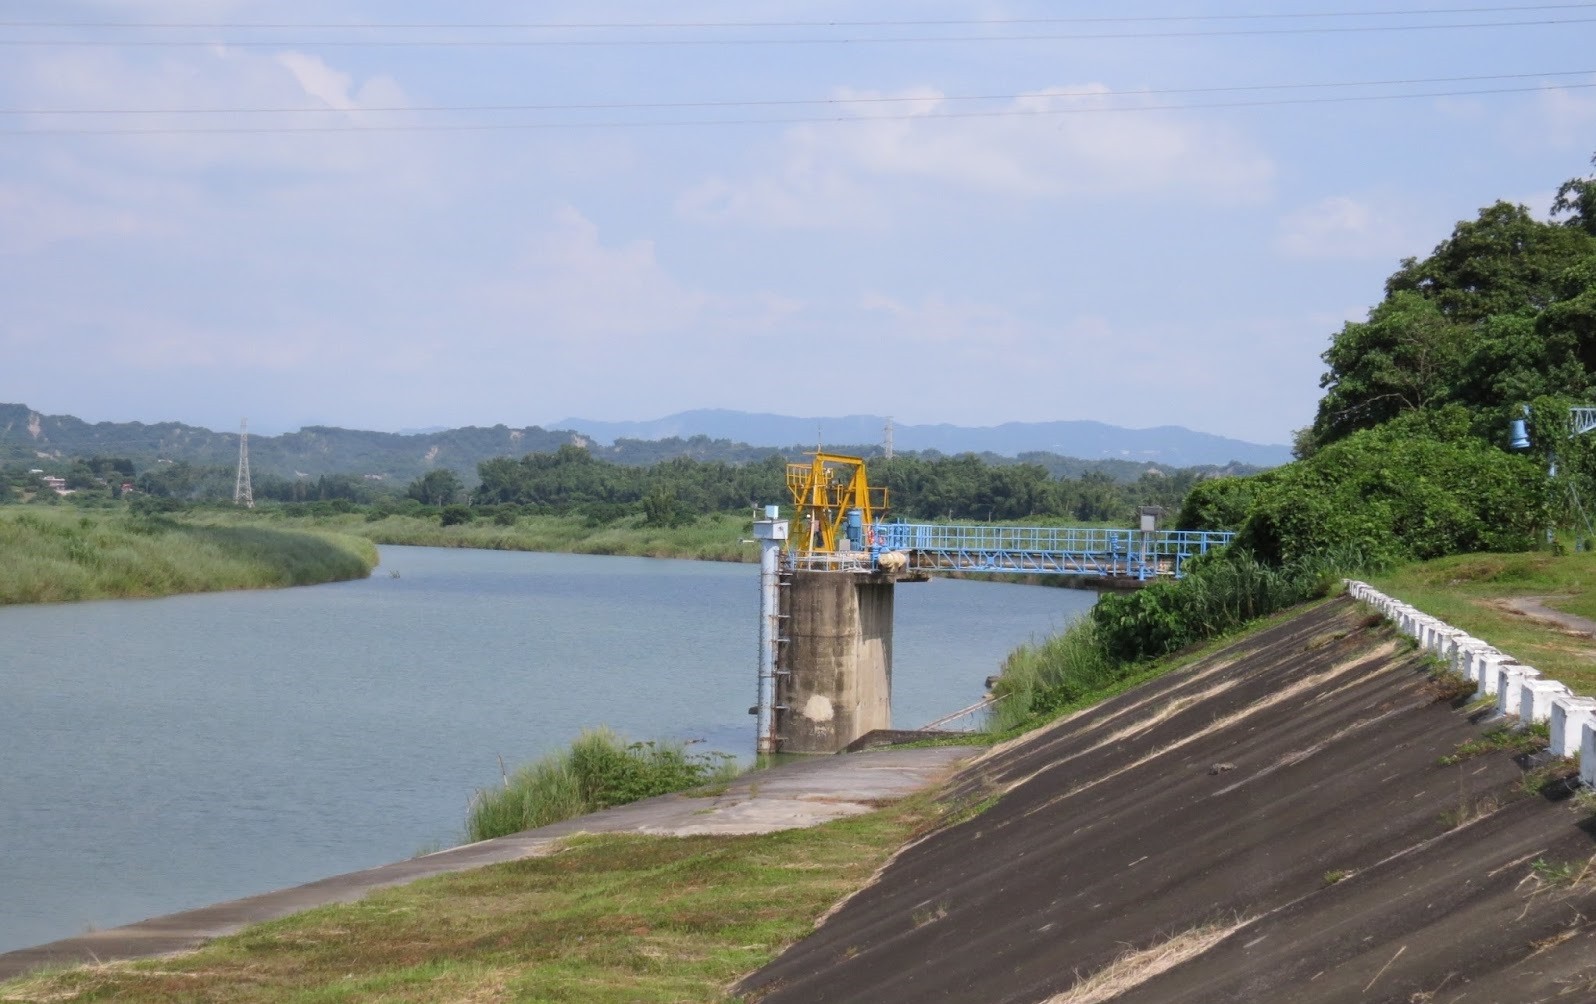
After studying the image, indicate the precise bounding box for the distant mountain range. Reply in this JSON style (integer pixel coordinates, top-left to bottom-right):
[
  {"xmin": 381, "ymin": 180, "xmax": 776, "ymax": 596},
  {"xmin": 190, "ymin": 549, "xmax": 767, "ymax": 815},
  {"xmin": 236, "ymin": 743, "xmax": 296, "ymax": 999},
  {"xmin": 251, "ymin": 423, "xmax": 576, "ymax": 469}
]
[
  {"xmin": 0, "ymin": 403, "xmax": 1286, "ymax": 486},
  {"xmin": 557, "ymin": 410, "xmax": 1291, "ymax": 468}
]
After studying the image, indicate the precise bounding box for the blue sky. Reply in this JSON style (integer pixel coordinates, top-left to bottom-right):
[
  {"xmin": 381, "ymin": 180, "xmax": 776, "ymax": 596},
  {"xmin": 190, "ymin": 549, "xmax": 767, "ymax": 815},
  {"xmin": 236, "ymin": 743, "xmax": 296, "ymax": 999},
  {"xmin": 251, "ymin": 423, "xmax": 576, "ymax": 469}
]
[{"xmin": 1, "ymin": 1, "xmax": 1594, "ymax": 444}]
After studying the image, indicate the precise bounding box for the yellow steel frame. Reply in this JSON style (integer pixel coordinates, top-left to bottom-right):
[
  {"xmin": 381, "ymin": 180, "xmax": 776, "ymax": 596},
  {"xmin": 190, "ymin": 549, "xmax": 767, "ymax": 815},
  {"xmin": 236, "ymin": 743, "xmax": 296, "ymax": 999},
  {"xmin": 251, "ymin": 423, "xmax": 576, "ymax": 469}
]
[{"xmin": 786, "ymin": 453, "xmax": 888, "ymax": 555}]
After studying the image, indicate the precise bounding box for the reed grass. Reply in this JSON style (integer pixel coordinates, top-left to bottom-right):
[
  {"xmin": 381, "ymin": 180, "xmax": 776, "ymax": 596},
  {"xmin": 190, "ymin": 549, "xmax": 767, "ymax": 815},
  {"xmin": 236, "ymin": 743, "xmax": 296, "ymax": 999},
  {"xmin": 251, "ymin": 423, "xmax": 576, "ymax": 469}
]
[
  {"xmin": 183, "ymin": 509, "xmax": 757, "ymax": 563},
  {"xmin": 466, "ymin": 729, "xmax": 741, "ymax": 842},
  {"xmin": 0, "ymin": 508, "xmax": 378, "ymax": 605}
]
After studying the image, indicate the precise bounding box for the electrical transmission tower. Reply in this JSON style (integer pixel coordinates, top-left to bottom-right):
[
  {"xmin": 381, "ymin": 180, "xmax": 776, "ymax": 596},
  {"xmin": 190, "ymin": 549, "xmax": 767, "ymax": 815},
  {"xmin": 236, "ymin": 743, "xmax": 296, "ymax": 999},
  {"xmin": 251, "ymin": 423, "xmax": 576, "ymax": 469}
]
[{"xmin": 234, "ymin": 418, "xmax": 254, "ymax": 509}]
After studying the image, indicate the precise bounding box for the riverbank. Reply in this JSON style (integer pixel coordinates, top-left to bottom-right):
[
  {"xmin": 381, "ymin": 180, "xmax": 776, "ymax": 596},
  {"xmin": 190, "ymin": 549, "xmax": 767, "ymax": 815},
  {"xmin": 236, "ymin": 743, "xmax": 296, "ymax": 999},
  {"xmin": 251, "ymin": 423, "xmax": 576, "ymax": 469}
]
[
  {"xmin": 0, "ymin": 509, "xmax": 378, "ymax": 605},
  {"xmin": 182, "ymin": 508, "xmax": 758, "ymax": 563},
  {"xmin": 0, "ymin": 748, "xmax": 972, "ymax": 997}
]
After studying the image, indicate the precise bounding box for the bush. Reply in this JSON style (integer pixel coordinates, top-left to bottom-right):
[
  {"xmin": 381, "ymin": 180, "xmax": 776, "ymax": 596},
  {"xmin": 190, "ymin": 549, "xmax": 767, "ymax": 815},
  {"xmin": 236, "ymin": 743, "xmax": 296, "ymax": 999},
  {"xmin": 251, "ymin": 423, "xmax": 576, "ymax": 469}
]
[
  {"xmin": 1237, "ymin": 411, "xmax": 1545, "ymax": 565},
  {"xmin": 1090, "ymin": 550, "xmax": 1354, "ymax": 664},
  {"xmin": 440, "ymin": 504, "xmax": 474, "ymax": 527},
  {"xmin": 466, "ymin": 729, "xmax": 738, "ymax": 842}
]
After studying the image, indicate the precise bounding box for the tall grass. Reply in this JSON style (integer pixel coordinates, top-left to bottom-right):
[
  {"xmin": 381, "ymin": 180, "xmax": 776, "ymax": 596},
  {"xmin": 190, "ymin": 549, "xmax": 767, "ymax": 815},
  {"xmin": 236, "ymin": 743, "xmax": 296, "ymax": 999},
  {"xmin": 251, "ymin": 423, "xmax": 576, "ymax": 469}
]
[
  {"xmin": 466, "ymin": 728, "xmax": 740, "ymax": 842},
  {"xmin": 184, "ymin": 509, "xmax": 758, "ymax": 563},
  {"xmin": 0, "ymin": 508, "xmax": 378, "ymax": 605}
]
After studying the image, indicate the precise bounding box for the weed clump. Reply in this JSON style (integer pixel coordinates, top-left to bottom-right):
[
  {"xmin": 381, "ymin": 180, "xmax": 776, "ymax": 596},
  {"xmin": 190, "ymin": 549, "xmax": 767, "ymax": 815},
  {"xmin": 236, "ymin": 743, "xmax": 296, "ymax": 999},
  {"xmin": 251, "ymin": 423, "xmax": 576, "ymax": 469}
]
[
  {"xmin": 466, "ymin": 729, "xmax": 739, "ymax": 841},
  {"xmin": 1439, "ymin": 722, "xmax": 1550, "ymax": 765}
]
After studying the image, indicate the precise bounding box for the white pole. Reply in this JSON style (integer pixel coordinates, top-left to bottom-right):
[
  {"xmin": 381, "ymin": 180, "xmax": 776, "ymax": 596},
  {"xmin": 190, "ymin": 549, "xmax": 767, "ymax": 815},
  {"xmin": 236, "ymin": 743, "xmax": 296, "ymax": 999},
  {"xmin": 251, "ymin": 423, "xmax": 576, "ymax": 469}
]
[{"xmin": 753, "ymin": 506, "xmax": 789, "ymax": 755}]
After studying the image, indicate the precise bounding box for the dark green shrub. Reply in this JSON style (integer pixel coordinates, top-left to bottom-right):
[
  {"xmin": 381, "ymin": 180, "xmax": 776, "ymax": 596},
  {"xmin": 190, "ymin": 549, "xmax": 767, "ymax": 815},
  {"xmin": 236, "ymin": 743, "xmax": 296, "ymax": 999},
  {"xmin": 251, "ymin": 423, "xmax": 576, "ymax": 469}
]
[
  {"xmin": 440, "ymin": 504, "xmax": 473, "ymax": 527},
  {"xmin": 1237, "ymin": 411, "xmax": 1545, "ymax": 566}
]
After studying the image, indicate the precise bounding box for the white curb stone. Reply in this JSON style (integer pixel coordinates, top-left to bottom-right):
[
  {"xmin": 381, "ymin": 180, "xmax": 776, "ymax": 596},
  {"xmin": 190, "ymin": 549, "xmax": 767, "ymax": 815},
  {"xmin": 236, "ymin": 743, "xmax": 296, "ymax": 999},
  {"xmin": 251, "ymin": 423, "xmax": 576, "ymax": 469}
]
[
  {"xmin": 1552, "ymin": 696, "xmax": 1596, "ymax": 758},
  {"xmin": 1520, "ymin": 679, "xmax": 1570, "ymax": 724},
  {"xmin": 1499, "ymin": 664, "xmax": 1543, "ymax": 718}
]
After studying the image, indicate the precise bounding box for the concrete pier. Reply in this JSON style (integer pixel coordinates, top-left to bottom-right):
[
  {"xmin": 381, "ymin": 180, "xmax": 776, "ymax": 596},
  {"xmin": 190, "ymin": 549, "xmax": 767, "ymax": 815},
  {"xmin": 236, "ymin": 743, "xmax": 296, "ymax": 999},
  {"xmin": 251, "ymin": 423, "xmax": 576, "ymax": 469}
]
[{"xmin": 778, "ymin": 571, "xmax": 895, "ymax": 753}]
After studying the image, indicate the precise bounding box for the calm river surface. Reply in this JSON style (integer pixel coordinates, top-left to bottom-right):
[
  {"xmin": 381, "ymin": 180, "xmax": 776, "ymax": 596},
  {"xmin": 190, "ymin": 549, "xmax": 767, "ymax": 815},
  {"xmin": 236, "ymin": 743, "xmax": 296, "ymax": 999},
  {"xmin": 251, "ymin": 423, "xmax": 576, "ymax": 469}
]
[{"xmin": 0, "ymin": 545, "xmax": 1094, "ymax": 954}]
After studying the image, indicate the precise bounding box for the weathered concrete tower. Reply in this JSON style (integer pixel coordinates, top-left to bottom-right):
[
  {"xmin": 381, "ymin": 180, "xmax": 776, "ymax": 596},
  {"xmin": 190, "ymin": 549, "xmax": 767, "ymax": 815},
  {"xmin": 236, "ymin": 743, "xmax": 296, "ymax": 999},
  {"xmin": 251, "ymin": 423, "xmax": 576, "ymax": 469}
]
[{"xmin": 777, "ymin": 570, "xmax": 895, "ymax": 753}]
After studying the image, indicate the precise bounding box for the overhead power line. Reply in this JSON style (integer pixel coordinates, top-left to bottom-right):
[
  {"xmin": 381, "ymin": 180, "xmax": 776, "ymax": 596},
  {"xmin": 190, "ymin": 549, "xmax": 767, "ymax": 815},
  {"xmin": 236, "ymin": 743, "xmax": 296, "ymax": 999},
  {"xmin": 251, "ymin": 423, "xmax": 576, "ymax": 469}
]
[
  {"xmin": 3, "ymin": 69, "xmax": 1591, "ymax": 117},
  {"xmin": 2, "ymin": 3, "xmax": 1594, "ymax": 30},
  {"xmin": 7, "ymin": 80, "xmax": 1593, "ymax": 136},
  {"xmin": 2, "ymin": 16, "xmax": 1594, "ymax": 47}
]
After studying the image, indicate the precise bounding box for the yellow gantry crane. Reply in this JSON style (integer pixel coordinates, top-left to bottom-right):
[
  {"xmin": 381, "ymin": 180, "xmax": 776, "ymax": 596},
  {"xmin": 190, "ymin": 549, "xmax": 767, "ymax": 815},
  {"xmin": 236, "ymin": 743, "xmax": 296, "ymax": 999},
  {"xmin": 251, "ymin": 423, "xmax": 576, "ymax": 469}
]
[{"xmin": 786, "ymin": 453, "xmax": 888, "ymax": 556}]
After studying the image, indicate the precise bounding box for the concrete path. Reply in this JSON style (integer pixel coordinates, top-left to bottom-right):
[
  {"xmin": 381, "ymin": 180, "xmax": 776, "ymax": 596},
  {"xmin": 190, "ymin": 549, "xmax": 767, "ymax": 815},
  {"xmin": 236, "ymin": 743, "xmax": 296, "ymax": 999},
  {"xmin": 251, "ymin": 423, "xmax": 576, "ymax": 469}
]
[
  {"xmin": 1497, "ymin": 594, "xmax": 1596, "ymax": 636},
  {"xmin": 0, "ymin": 746, "xmax": 974, "ymax": 982}
]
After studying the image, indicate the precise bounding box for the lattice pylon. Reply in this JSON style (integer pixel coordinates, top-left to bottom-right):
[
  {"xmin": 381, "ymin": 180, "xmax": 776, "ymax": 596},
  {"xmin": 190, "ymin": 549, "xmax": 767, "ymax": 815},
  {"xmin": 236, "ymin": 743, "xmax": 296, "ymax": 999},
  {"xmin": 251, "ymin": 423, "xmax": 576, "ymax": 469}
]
[{"xmin": 234, "ymin": 418, "xmax": 254, "ymax": 509}]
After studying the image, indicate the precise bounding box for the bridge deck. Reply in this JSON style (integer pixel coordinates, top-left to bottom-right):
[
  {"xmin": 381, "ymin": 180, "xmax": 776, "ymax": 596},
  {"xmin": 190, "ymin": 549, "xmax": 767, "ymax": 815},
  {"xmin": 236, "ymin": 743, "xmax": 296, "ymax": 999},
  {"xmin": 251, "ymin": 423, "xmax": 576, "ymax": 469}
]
[{"xmin": 870, "ymin": 524, "xmax": 1233, "ymax": 580}]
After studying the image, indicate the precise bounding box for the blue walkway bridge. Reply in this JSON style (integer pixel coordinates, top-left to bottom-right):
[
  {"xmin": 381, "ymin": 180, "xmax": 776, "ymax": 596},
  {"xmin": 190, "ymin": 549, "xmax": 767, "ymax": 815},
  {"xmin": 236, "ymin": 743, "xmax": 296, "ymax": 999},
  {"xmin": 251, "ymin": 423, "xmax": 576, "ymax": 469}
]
[{"xmin": 862, "ymin": 523, "xmax": 1235, "ymax": 580}]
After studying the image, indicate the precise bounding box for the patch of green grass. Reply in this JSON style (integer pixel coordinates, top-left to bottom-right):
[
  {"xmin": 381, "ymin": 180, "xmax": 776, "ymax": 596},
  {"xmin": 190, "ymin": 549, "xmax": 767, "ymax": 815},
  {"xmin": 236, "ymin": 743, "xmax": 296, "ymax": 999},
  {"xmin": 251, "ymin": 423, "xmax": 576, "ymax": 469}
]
[
  {"xmin": 1439, "ymin": 722, "xmax": 1550, "ymax": 766},
  {"xmin": 1531, "ymin": 855, "xmax": 1594, "ymax": 887},
  {"xmin": 1370, "ymin": 551, "xmax": 1596, "ymax": 696},
  {"xmin": 0, "ymin": 508, "xmax": 377, "ymax": 605},
  {"xmin": 0, "ymin": 796, "xmax": 939, "ymax": 1003},
  {"xmin": 1321, "ymin": 869, "xmax": 1349, "ymax": 886}
]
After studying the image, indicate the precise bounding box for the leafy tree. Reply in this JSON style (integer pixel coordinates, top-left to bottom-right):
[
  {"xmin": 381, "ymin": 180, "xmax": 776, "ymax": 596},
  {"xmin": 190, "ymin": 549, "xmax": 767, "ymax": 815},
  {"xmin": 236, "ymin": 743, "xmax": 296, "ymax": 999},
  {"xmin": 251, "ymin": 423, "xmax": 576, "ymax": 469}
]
[
  {"xmin": 1552, "ymin": 151, "xmax": 1596, "ymax": 237},
  {"xmin": 407, "ymin": 468, "xmax": 463, "ymax": 506},
  {"xmin": 1309, "ymin": 165, "xmax": 1596, "ymax": 453}
]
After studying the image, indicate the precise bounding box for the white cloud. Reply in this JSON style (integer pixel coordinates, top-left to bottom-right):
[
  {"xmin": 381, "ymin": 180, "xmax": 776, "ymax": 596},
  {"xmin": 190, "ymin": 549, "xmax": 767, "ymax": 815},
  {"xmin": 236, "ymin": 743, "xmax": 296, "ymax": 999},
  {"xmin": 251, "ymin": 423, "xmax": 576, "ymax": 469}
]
[
  {"xmin": 679, "ymin": 84, "xmax": 1275, "ymax": 228},
  {"xmin": 472, "ymin": 207, "xmax": 802, "ymax": 347},
  {"xmin": 1275, "ymin": 196, "xmax": 1417, "ymax": 261}
]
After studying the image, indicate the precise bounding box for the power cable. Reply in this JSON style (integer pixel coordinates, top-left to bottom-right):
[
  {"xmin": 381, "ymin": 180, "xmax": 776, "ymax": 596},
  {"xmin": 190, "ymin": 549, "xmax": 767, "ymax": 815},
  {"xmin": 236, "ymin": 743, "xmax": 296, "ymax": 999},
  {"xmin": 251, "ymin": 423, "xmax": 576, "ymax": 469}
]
[
  {"xmin": 3, "ymin": 69, "xmax": 1590, "ymax": 116},
  {"xmin": 1, "ymin": 16, "xmax": 1594, "ymax": 47},
  {"xmin": 4, "ymin": 80, "xmax": 1593, "ymax": 136},
  {"xmin": 2, "ymin": 4, "xmax": 1594, "ymax": 30}
]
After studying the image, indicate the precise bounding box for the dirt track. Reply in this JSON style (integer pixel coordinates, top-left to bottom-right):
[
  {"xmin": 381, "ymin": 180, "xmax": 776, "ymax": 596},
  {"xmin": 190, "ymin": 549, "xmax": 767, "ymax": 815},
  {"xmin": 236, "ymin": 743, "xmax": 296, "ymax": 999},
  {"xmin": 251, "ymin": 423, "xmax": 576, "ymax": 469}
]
[{"xmin": 739, "ymin": 597, "xmax": 1596, "ymax": 1004}]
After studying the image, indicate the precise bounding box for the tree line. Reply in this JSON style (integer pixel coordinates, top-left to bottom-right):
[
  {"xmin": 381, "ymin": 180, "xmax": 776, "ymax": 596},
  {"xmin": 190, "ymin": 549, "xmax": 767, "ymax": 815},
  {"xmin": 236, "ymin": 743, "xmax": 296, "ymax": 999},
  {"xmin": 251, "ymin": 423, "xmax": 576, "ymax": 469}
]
[{"xmin": 2, "ymin": 441, "xmax": 1221, "ymax": 528}]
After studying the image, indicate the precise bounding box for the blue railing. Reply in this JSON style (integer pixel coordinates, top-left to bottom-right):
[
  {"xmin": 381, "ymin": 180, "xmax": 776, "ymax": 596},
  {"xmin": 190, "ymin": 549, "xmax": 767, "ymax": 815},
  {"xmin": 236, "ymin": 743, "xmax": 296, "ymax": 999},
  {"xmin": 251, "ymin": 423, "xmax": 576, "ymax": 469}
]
[{"xmin": 870, "ymin": 523, "xmax": 1234, "ymax": 580}]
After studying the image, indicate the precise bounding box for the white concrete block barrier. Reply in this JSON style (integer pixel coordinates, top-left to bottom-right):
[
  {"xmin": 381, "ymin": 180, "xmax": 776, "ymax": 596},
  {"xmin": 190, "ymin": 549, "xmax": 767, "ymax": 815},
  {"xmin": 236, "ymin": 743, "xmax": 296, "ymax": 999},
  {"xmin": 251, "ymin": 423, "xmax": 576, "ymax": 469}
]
[
  {"xmin": 1552, "ymin": 696, "xmax": 1596, "ymax": 758},
  {"xmin": 1345, "ymin": 580, "xmax": 1589, "ymax": 768}
]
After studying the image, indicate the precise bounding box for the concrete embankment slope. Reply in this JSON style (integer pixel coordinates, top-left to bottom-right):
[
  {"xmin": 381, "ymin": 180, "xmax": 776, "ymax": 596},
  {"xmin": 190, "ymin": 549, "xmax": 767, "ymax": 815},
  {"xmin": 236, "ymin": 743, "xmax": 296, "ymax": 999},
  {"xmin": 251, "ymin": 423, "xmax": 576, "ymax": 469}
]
[{"xmin": 741, "ymin": 597, "xmax": 1596, "ymax": 1003}]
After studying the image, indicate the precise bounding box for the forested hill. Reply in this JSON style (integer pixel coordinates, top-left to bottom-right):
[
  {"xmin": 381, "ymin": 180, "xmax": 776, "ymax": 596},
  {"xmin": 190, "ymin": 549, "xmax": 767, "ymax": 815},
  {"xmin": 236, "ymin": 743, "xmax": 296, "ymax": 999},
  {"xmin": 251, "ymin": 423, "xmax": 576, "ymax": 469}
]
[
  {"xmin": 0, "ymin": 404, "xmax": 1268, "ymax": 486},
  {"xmin": 0, "ymin": 404, "xmax": 579, "ymax": 485}
]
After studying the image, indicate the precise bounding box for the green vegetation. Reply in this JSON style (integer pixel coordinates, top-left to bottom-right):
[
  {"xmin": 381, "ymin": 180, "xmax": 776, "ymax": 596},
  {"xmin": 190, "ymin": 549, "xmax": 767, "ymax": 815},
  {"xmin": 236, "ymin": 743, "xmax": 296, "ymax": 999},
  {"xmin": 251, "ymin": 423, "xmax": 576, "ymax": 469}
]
[
  {"xmin": 1439, "ymin": 721, "xmax": 1551, "ymax": 766},
  {"xmin": 187, "ymin": 508, "xmax": 761, "ymax": 562},
  {"xmin": 466, "ymin": 730, "xmax": 739, "ymax": 842},
  {"xmin": 0, "ymin": 508, "xmax": 377, "ymax": 605},
  {"xmin": 1370, "ymin": 550, "xmax": 1596, "ymax": 695},
  {"xmin": 0, "ymin": 795, "xmax": 940, "ymax": 1004},
  {"xmin": 1176, "ymin": 152, "xmax": 1596, "ymax": 565}
]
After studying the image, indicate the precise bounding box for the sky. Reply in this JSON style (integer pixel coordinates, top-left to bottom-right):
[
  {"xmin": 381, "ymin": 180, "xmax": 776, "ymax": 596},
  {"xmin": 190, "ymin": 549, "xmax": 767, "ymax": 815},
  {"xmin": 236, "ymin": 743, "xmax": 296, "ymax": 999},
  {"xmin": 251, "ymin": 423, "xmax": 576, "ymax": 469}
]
[{"xmin": 1, "ymin": 2, "xmax": 1594, "ymax": 444}]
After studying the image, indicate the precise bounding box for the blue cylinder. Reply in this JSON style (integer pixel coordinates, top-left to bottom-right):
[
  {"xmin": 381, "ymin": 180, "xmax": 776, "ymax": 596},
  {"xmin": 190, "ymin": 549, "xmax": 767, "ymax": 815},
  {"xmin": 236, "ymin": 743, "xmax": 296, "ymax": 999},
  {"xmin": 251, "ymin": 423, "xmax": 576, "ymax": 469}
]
[
  {"xmin": 1509, "ymin": 418, "xmax": 1530, "ymax": 450},
  {"xmin": 846, "ymin": 509, "xmax": 864, "ymax": 550}
]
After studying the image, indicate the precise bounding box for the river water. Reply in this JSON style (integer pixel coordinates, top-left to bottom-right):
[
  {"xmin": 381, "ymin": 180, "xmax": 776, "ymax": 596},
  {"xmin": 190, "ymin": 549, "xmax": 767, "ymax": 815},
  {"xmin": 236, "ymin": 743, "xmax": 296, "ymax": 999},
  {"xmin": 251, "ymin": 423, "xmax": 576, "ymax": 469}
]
[{"xmin": 0, "ymin": 545, "xmax": 1094, "ymax": 954}]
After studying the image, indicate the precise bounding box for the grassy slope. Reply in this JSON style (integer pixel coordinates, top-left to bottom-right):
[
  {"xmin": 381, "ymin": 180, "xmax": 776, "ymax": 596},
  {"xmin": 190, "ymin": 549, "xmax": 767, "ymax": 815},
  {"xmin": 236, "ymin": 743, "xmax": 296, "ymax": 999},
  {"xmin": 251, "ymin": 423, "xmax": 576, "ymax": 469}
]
[
  {"xmin": 184, "ymin": 510, "xmax": 759, "ymax": 563},
  {"xmin": 0, "ymin": 508, "xmax": 378, "ymax": 605},
  {"xmin": 0, "ymin": 797, "xmax": 941, "ymax": 1004},
  {"xmin": 1369, "ymin": 550, "xmax": 1596, "ymax": 695}
]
